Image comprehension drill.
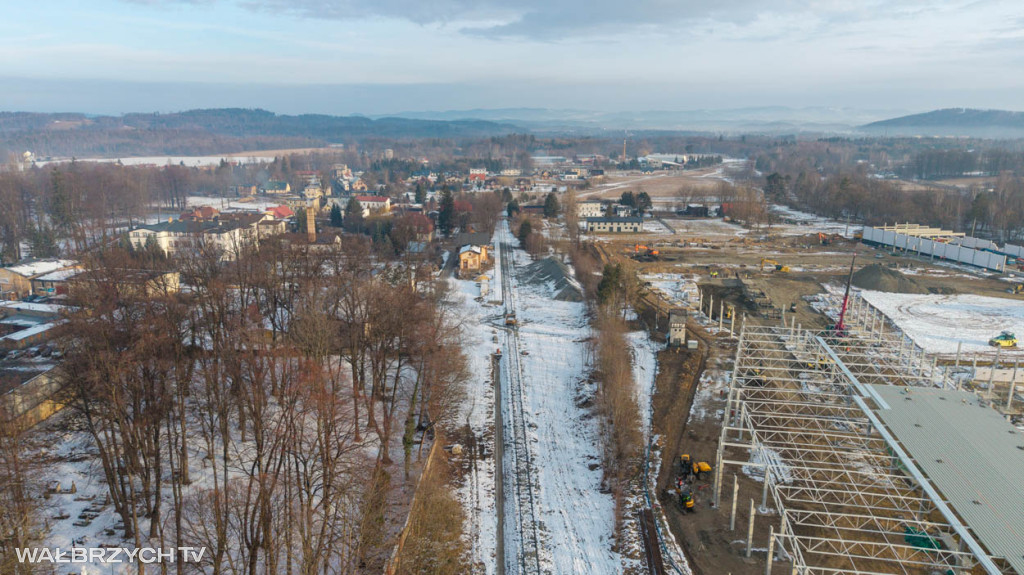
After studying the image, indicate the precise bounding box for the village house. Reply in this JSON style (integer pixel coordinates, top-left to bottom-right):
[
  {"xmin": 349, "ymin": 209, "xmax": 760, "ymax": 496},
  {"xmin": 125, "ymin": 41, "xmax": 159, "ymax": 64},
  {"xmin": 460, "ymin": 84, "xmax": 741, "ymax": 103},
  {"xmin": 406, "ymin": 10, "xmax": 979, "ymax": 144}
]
[
  {"xmin": 262, "ymin": 180, "xmax": 291, "ymax": 195},
  {"xmin": 353, "ymin": 195, "xmax": 392, "ymax": 216},
  {"xmin": 458, "ymin": 244, "xmax": 490, "ymax": 275},
  {"xmin": 585, "ymin": 217, "xmax": 644, "ymax": 233},
  {"xmin": 0, "ymin": 259, "xmax": 78, "ymax": 300}
]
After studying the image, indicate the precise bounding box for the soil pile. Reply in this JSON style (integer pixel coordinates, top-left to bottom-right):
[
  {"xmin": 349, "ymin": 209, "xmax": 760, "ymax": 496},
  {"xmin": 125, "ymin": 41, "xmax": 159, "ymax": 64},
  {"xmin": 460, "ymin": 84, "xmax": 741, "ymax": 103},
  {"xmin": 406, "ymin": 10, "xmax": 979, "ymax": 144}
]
[
  {"xmin": 851, "ymin": 264, "xmax": 928, "ymax": 293},
  {"xmin": 521, "ymin": 257, "xmax": 584, "ymax": 302}
]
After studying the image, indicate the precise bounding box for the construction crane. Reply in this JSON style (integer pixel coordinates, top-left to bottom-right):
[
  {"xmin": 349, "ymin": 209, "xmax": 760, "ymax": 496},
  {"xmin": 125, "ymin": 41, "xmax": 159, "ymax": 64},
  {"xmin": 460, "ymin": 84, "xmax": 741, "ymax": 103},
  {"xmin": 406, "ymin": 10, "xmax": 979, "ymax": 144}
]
[
  {"xmin": 827, "ymin": 253, "xmax": 857, "ymax": 338},
  {"xmin": 760, "ymin": 258, "xmax": 790, "ymax": 272}
]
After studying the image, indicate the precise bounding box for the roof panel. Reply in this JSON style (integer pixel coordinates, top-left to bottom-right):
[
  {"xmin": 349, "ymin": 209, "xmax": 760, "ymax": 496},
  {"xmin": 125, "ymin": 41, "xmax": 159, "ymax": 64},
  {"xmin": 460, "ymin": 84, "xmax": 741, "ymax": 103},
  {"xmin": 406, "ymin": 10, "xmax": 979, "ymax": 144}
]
[{"xmin": 869, "ymin": 384, "xmax": 1024, "ymax": 574}]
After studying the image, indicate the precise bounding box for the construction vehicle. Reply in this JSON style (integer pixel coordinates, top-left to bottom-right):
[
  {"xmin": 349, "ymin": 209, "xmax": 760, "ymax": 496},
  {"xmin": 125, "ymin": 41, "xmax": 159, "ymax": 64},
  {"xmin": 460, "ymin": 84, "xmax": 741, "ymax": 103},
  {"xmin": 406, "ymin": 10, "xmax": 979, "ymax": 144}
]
[
  {"xmin": 725, "ymin": 305, "xmax": 735, "ymax": 320},
  {"xmin": 678, "ymin": 483, "xmax": 695, "ymax": 512},
  {"xmin": 1009, "ymin": 284, "xmax": 1024, "ymax": 295},
  {"xmin": 789, "ymin": 302, "xmax": 797, "ymax": 313},
  {"xmin": 692, "ymin": 461, "xmax": 713, "ymax": 481},
  {"xmin": 989, "ymin": 331, "xmax": 1018, "ymax": 348},
  {"xmin": 827, "ymin": 253, "xmax": 857, "ymax": 338},
  {"xmin": 818, "ymin": 232, "xmax": 830, "ymax": 246},
  {"xmin": 631, "ymin": 244, "xmax": 660, "ymax": 262},
  {"xmin": 504, "ymin": 312, "xmax": 517, "ymax": 326},
  {"xmin": 760, "ymin": 258, "xmax": 790, "ymax": 273}
]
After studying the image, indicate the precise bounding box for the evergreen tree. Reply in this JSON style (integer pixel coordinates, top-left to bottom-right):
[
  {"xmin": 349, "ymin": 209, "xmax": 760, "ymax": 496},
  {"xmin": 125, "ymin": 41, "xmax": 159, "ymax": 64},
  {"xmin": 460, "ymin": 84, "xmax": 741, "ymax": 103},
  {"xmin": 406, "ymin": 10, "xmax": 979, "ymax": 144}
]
[
  {"xmin": 517, "ymin": 219, "xmax": 532, "ymax": 246},
  {"xmin": 330, "ymin": 203, "xmax": 343, "ymax": 227},
  {"xmin": 619, "ymin": 191, "xmax": 635, "ymax": 208},
  {"xmin": 414, "ymin": 182, "xmax": 426, "ymax": 204},
  {"xmin": 507, "ymin": 199, "xmax": 520, "ymax": 218},
  {"xmin": 543, "ymin": 192, "xmax": 560, "ymax": 218},
  {"xmin": 597, "ymin": 263, "xmax": 623, "ymax": 307},
  {"xmin": 438, "ymin": 188, "xmax": 456, "ymax": 236},
  {"xmin": 343, "ymin": 198, "xmax": 365, "ymax": 233},
  {"xmin": 636, "ymin": 192, "xmax": 652, "ymax": 215}
]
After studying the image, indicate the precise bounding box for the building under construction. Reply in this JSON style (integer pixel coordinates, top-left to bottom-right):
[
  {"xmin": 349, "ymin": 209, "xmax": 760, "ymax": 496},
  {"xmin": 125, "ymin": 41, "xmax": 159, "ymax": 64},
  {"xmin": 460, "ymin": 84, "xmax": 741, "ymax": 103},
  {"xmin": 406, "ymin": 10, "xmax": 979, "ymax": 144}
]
[{"xmin": 713, "ymin": 315, "xmax": 1024, "ymax": 575}]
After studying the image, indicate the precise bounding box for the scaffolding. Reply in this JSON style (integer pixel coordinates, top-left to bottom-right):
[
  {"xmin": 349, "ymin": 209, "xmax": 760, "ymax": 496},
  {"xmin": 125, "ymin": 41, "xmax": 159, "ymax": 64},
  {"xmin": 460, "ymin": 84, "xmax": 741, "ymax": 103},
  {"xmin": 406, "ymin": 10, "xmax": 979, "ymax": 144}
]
[{"xmin": 713, "ymin": 321, "xmax": 1018, "ymax": 575}]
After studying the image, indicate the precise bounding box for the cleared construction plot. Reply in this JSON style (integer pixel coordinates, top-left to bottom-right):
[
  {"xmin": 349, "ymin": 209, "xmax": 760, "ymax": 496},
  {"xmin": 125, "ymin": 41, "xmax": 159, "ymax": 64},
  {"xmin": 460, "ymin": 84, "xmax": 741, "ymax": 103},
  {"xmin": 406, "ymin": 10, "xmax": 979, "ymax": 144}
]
[{"xmin": 860, "ymin": 290, "xmax": 1024, "ymax": 355}]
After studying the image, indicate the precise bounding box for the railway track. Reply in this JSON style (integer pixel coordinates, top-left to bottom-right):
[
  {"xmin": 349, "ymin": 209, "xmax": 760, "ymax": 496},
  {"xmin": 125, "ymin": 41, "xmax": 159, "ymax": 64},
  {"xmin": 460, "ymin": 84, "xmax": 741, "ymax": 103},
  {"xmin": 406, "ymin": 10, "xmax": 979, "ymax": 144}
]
[{"xmin": 497, "ymin": 221, "xmax": 542, "ymax": 575}]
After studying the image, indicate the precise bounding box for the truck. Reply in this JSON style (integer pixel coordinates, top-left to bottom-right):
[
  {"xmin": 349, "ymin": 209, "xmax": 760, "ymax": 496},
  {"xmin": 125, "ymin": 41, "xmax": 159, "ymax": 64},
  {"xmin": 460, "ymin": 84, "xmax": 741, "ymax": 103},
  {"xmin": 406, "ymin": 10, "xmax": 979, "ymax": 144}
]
[{"xmin": 989, "ymin": 331, "xmax": 1018, "ymax": 348}]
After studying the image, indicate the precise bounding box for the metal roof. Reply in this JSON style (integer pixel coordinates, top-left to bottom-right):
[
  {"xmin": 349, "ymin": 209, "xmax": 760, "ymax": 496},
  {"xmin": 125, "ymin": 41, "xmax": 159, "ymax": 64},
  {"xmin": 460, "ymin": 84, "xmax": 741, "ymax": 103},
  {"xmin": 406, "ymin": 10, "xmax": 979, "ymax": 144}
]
[{"xmin": 869, "ymin": 384, "xmax": 1024, "ymax": 574}]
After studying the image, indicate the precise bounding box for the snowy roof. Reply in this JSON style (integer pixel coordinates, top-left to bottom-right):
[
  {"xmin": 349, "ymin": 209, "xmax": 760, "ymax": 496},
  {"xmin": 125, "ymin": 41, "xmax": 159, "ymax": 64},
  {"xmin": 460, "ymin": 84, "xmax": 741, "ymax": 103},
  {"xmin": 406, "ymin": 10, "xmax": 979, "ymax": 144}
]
[
  {"xmin": 460, "ymin": 245, "xmax": 483, "ymax": 255},
  {"xmin": 2, "ymin": 321, "xmax": 61, "ymax": 342},
  {"xmin": 4, "ymin": 259, "xmax": 76, "ymax": 278},
  {"xmin": 869, "ymin": 384, "xmax": 1024, "ymax": 575},
  {"xmin": 33, "ymin": 268, "xmax": 82, "ymax": 282},
  {"xmin": 0, "ymin": 301, "xmax": 64, "ymax": 315},
  {"xmin": 354, "ymin": 195, "xmax": 390, "ymax": 203}
]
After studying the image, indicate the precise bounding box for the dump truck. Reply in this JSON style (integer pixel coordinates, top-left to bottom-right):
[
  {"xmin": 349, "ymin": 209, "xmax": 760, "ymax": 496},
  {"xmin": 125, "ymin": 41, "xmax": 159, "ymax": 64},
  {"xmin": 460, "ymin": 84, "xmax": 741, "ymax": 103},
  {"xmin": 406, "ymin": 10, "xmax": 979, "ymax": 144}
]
[{"xmin": 989, "ymin": 331, "xmax": 1018, "ymax": 347}]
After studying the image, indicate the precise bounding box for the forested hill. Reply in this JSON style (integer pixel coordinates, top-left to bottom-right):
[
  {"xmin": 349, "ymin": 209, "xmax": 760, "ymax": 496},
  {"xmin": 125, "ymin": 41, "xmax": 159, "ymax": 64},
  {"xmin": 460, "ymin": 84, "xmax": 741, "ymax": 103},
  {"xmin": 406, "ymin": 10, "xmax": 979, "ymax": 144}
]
[
  {"xmin": 861, "ymin": 108, "xmax": 1024, "ymax": 138},
  {"xmin": 0, "ymin": 109, "xmax": 521, "ymax": 159}
]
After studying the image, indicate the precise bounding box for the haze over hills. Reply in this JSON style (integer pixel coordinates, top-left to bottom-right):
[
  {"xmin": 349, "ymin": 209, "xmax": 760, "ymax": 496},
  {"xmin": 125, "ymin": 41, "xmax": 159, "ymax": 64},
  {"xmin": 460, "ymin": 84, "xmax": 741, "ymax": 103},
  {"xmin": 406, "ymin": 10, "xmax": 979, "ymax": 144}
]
[
  {"xmin": 381, "ymin": 106, "xmax": 910, "ymax": 133},
  {"xmin": 861, "ymin": 108, "xmax": 1024, "ymax": 138}
]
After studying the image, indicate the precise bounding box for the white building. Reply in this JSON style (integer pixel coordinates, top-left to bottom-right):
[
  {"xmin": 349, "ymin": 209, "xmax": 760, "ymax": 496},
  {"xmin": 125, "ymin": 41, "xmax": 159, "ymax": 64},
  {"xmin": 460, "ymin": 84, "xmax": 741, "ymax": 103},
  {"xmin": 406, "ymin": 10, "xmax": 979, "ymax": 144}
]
[
  {"xmin": 352, "ymin": 195, "xmax": 392, "ymax": 217},
  {"xmin": 585, "ymin": 217, "xmax": 643, "ymax": 233},
  {"xmin": 128, "ymin": 214, "xmax": 272, "ymax": 260},
  {"xmin": 577, "ymin": 201, "xmax": 604, "ymax": 219}
]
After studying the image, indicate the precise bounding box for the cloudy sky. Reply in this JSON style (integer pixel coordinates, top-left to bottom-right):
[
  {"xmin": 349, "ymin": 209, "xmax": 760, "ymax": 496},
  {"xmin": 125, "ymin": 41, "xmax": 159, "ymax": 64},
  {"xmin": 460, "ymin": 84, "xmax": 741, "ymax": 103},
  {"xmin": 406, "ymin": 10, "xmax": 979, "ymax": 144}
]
[{"xmin": 2, "ymin": 0, "xmax": 1023, "ymax": 115}]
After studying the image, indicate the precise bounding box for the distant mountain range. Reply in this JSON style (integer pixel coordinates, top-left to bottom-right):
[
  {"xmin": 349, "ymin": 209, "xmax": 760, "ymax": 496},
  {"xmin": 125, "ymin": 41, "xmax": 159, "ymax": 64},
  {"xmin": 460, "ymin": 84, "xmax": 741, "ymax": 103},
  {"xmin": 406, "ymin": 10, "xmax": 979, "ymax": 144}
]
[
  {"xmin": 0, "ymin": 109, "xmax": 521, "ymax": 158},
  {"xmin": 860, "ymin": 108, "xmax": 1024, "ymax": 138},
  {"xmin": 380, "ymin": 106, "xmax": 908, "ymax": 133}
]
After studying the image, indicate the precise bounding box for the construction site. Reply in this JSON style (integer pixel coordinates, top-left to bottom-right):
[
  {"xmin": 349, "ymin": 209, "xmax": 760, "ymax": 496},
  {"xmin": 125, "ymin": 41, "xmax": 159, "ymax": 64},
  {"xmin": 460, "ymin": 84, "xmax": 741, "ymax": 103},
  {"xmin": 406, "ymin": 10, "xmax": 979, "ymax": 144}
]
[{"xmin": 585, "ymin": 197, "xmax": 1024, "ymax": 575}]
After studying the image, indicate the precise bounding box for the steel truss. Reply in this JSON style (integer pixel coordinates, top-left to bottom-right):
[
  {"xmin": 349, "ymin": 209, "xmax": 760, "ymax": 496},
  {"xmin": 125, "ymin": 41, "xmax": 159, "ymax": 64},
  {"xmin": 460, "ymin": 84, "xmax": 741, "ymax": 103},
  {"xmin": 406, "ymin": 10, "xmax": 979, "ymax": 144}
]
[{"xmin": 713, "ymin": 323, "xmax": 1015, "ymax": 575}]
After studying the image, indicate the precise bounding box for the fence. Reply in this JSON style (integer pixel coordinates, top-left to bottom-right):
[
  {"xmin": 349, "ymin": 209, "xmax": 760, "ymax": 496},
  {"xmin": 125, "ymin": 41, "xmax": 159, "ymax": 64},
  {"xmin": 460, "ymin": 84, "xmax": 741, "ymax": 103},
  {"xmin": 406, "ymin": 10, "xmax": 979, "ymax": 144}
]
[{"xmin": 862, "ymin": 226, "xmax": 1006, "ymax": 272}]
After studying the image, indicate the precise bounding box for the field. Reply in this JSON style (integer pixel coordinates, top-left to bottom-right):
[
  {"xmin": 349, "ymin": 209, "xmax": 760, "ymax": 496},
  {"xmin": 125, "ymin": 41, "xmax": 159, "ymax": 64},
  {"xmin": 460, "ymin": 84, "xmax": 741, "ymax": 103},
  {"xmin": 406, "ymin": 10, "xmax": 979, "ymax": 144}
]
[{"xmin": 861, "ymin": 290, "xmax": 1024, "ymax": 355}]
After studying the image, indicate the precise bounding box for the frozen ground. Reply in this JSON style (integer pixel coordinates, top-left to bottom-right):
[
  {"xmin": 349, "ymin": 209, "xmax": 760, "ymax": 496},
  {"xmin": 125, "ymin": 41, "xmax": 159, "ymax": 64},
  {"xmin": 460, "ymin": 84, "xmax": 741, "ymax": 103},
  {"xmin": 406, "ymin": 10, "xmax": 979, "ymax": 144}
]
[
  {"xmin": 769, "ymin": 205, "xmax": 861, "ymax": 238},
  {"xmin": 860, "ymin": 290, "xmax": 1024, "ymax": 354},
  {"xmin": 449, "ymin": 276, "xmax": 500, "ymax": 574},
  {"xmin": 504, "ymin": 224, "xmax": 623, "ymax": 574}
]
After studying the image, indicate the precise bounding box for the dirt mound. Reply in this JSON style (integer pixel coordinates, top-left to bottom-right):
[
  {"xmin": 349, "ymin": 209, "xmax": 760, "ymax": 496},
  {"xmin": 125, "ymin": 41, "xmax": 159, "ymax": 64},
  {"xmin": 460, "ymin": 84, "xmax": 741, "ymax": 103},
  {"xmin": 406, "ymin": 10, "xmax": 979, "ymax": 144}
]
[
  {"xmin": 851, "ymin": 264, "xmax": 928, "ymax": 294},
  {"xmin": 521, "ymin": 257, "xmax": 583, "ymax": 302}
]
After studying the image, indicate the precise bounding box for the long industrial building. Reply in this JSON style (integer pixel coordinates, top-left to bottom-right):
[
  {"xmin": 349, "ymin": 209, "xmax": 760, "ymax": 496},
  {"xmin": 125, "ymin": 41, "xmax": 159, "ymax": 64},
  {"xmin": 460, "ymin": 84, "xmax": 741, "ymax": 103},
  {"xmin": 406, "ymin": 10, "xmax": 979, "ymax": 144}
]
[{"xmin": 714, "ymin": 317, "xmax": 1024, "ymax": 575}]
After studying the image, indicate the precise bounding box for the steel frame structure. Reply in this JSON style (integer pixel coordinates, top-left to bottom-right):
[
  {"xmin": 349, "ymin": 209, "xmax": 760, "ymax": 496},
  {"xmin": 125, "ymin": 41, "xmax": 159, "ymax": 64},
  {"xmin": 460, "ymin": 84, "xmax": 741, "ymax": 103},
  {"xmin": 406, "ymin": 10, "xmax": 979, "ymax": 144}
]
[{"xmin": 712, "ymin": 322, "xmax": 1017, "ymax": 575}]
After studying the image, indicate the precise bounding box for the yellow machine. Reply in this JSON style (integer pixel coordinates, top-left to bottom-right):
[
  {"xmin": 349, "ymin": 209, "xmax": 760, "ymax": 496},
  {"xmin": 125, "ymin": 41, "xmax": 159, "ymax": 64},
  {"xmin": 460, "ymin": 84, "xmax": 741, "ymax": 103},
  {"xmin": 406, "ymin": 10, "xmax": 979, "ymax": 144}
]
[
  {"xmin": 692, "ymin": 461, "xmax": 713, "ymax": 480},
  {"xmin": 1010, "ymin": 284, "xmax": 1024, "ymax": 295},
  {"xmin": 725, "ymin": 305, "xmax": 735, "ymax": 320},
  {"xmin": 760, "ymin": 258, "xmax": 790, "ymax": 273},
  {"xmin": 989, "ymin": 331, "xmax": 1018, "ymax": 348}
]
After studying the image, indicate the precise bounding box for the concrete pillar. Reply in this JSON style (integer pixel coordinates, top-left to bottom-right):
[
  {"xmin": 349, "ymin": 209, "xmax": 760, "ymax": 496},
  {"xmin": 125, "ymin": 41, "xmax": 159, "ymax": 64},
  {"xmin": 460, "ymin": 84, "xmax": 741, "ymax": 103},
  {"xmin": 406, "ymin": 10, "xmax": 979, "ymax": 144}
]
[
  {"xmin": 746, "ymin": 499, "xmax": 756, "ymax": 558},
  {"xmin": 761, "ymin": 468, "xmax": 771, "ymax": 509},
  {"xmin": 730, "ymin": 474, "xmax": 739, "ymax": 531},
  {"xmin": 765, "ymin": 525, "xmax": 776, "ymax": 575},
  {"xmin": 731, "ymin": 311, "xmax": 736, "ymax": 337},
  {"xmin": 719, "ymin": 301, "xmax": 725, "ymax": 332},
  {"xmin": 955, "ymin": 341, "xmax": 962, "ymax": 367}
]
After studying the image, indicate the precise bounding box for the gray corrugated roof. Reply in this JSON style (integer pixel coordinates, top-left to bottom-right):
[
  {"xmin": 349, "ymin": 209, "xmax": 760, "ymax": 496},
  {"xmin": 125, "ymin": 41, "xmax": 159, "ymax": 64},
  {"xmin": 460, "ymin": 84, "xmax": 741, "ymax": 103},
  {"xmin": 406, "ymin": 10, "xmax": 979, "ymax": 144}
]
[{"xmin": 869, "ymin": 384, "xmax": 1024, "ymax": 574}]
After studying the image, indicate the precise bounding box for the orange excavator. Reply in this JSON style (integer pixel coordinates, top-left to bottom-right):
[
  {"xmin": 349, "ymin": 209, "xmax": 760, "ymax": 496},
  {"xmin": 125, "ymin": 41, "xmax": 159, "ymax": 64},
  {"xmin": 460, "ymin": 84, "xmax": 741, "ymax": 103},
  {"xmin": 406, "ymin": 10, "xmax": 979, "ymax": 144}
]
[{"xmin": 631, "ymin": 244, "xmax": 660, "ymax": 261}]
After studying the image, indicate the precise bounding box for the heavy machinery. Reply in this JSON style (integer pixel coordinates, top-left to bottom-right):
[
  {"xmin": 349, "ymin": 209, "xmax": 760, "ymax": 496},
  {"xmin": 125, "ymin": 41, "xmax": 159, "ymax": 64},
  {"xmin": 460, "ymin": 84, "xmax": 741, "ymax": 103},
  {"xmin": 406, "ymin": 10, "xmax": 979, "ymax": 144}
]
[
  {"xmin": 827, "ymin": 253, "xmax": 857, "ymax": 338},
  {"xmin": 789, "ymin": 302, "xmax": 797, "ymax": 313},
  {"xmin": 818, "ymin": 232, "xmax": 831, "ymax": 246},
  {"xmin": 678, "ymin": 483, "xmax": 695, "ymax": 512},
  {"xmin": 692, "ymin": 461, "xmax": 713, "ymax": 481},
  {"xmin": 1009, "ymin": 284, "xmax": 1024, "ymax": 295},
  {"xmin": 760, "ymin": 258, "xmax": 790, "ymax": 273},
  {"xmin": 989, "ymin": 331, "xmax": 1018, "ymax": 347},
  {"xmin": 504, "ymin": 312, "xmax": 517, "ymax": 326},
  {"xmin": 630, "ymin": 244, "xmax": 660, "ymax": 262}
]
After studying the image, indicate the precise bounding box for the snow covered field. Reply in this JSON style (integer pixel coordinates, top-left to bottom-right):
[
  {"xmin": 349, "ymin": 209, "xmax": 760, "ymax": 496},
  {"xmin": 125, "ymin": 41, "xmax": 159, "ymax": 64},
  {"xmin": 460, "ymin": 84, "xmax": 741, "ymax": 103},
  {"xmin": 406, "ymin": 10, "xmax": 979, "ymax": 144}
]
[
  {"xmin": 770, "ymin": 205, "xmax": 860, "ymax": 238},
  {"xmin": 861, "ymin": 290, "xmax": 1024, "ymax": 354}
]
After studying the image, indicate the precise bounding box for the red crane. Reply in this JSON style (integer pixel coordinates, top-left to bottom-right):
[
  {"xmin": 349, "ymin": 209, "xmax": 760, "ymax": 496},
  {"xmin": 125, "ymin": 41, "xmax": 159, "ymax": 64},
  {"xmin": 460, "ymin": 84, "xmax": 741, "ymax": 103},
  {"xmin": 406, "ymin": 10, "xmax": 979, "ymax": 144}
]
[{"xmin": 830, "ymin": 253, "xmax": 857, "ymax": 337}]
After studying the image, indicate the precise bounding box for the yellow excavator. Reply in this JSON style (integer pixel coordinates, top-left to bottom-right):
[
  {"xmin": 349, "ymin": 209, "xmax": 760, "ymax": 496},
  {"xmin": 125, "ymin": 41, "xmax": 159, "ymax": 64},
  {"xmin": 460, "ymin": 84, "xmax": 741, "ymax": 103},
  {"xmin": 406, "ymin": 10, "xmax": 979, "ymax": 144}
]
[{"xmin": 761, "ymin": 258, "xmax": 790, "ymax": 273}]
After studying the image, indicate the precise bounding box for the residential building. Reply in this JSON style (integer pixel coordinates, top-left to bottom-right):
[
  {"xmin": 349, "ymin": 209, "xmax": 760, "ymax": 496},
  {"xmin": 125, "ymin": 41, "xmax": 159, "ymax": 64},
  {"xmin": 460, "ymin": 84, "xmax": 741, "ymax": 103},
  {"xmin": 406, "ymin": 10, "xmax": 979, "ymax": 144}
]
[
  {"xmin": 31, "ymin": 268, "xmax": 81, "ymax": 296},
  {"xmin": 353, "ymin": 195, "xmax": 392, "ymax": 216},
  {"xmin": 0, "ymin": 259, "xmax": 78, "ymax": 299},
  {"xmin": 263, "ymin": 180, "xmax": 291, "ymax": 195},
  {"xmin": 669, "ymin": 310, "xmax": 687, "ymax": 347},
  {"xmin": 577, "ymin": 201, "xmax": 604, "ymax": 219},
  {"xmin": 128, "ymin": 214, "xmax": 268, "ymax": 260},
  {"xmin": 458, "ymin": 245, "xmax": 489, "ymax": 274},
  {"xmin": 585, "ymin": 217, "xmax": 644, "ymax": 233}
]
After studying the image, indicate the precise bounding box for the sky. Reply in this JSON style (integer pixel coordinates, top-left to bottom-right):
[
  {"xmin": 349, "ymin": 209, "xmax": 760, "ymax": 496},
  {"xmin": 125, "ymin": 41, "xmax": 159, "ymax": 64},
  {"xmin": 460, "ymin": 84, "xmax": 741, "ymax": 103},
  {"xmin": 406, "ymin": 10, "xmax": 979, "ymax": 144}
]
[{"xmin": 2, "ymin": 0, "xmax": 1023, "ymax": 116}]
